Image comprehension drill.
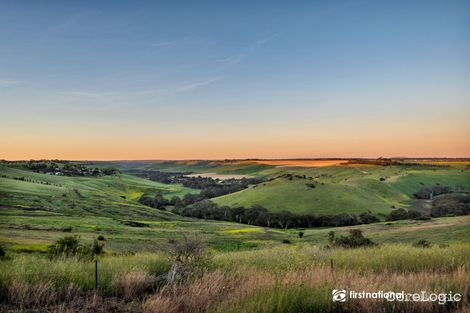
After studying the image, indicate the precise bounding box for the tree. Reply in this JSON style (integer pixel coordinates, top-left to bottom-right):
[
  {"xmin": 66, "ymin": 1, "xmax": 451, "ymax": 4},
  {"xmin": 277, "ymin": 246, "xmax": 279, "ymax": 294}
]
[
  {"xmin": 386, "ymin": 208, "xmax": 409, "ymax": 221},
  {"xmin": 359, "ymin": 212, "xmax": 380, "ymax": 224},
  {"xmin": 153, "ymin": 194, "xmax": 168, "ymax": 210},
  {"xmin": 230, "ymin": 207, "xmax": 246, "ymax": 223},
  {"xmin": 47, "ymin": 235, "xmax": 81, "ymax": 257},
  {"xmin": 330, "ymin": 229, "xmax": 375, "ymax": 248}
]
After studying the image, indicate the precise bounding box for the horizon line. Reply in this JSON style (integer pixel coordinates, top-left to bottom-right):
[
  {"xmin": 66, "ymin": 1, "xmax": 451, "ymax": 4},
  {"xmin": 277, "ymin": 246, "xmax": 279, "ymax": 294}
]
[{"xmin": 2, "ymin": 156, "xmax": 470, "ymax": 162}]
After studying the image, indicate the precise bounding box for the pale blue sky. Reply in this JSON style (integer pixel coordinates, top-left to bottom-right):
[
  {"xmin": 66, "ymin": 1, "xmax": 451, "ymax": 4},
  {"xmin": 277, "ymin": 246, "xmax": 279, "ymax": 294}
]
[{"xmin": 1, "ymin": 0, "xmax": 469, "ymax": 159}]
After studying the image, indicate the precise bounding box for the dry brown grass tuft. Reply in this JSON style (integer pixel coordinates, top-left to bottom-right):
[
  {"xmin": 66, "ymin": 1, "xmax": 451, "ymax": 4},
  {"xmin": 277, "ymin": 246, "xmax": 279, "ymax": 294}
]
[
  {"xmin": 112, "ymin": 269, "xmax": 156, "ymax": 301},
  {"xmin": 5, "ymin": 280, "xmax": 81, "ymax": 309},
  {"xmin": 144, "ymin": 270, "xmax": 244, "ymax": 313}
]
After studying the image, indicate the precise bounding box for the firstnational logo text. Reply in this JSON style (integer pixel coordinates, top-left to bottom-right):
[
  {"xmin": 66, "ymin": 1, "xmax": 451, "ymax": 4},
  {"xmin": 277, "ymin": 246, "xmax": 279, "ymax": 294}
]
[{"xmin": 332, "ymin": 289, "xmax": 461, "ymax": 305}]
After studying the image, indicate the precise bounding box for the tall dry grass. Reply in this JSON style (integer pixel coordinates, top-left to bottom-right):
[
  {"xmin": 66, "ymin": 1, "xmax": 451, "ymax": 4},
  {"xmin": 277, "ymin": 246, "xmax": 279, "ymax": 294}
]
[
  {"xmin": 143, "ymin": 265, "xmax": 469, "ymax": 313},
  {"xmin": 1, "ymin": 244, "xmax": 469, "ymax": 312},
  {"xmin": 0, "ymin": 252, "xmax": 169, "ymax": 311},
  {"xmin": 143, "ymin": 244, "xmax": 470, "ymax": 313}
]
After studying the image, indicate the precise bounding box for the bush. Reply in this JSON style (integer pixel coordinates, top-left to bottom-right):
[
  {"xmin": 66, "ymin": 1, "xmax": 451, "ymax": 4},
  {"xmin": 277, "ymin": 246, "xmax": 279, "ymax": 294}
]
[
  {"xmin": 328, "ymin": 230, "xmax": 375, "ymax": 248},
  {"xmin": 413, "ymin": 239, "xmax": 432, "ymax": 248},
  {"xmin": 0, "ymin": 244, "xmax": 5, "ymax": 258},
  {"xmin": 47, "ymin": 235, "xmax": 104, "ymax": 260},
  {"xmin": 282, "ymin": 239, "xmax": 292, "ymax": 244},
  {"xmin": 97, "ymin": 235, "xmax": 105, "ymax": 241},
  {"xmin": 386, "ymin": 208, "xmax": 409, "ymax": 221},
  {"xmin": 414, "ymin": 184, "xmax": 451, "ymax": 199},
  {"xmin": 386, "ymin": 208, "xmax": 428, "ymax": 221},
  {"xmin": 298, "ymin": 231, "xmax": 304, "ymax": 238},
  {"xmin": 91, "ymin": 240, "xmax": 104, "ymax": 256},
  {"xmin": 47, "ymin": 235, "xmax": 81, "ymax": 258},
  {"xmin": 167, "ymin": 235, "xmax": 212, "ymax": 283},
  {"xmin": 359, "ymin": 212, "xmax": 380, "ymax": 224},
  {"xmin": 430, "ymin": 193, "xmax": 470, "ymax": 217},
  {"xmin": 406, "ymin": 210, "xmax": 425, "ymax": 219}
]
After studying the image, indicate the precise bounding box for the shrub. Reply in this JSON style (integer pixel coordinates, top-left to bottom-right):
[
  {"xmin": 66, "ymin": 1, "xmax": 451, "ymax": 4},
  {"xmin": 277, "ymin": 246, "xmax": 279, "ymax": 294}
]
[
  {"xmin": 47, "ymin": 236, "xmax": 104, "ymax": 260},
  {"xmin": 0, "ymin": 244, "xmax": 5, "ymax": 258},
  {"xmin": 359, "ymin": 212, "xmax": 380, "ymax": 224},
  {"xmin": 386, "ymin": 208, "xmax": 409, "ymax": 221},
  {"xmin": 298, "ymin": 231, "xmax": 304, "ymax": 238},
  {"xmin": 406, "ymin": 210, "xmax": 425, "ymax": 219},
  {"xmin": 328, "ymin": 230, "xmax": 375, "ymax": 248},
  {"xmin": 47, "ymin": 235, "xmax": 81, "ymax": 258},
  {"xmin": 97, "ymin": 235, "xmax": 105, "ymax": 241},
  {"xmin": 282, "ymin": 239, "xmax": 292, "ymax": 244},
  {"xmin": 91, "ymin": 240, "xmax": 104, "ymax": 256},
  {"xmin": 430, "ymin": 193, "xmax": 470, "ymax": 217},
  {"xmin": 413, "ymin": 239, "xmax": 432, "ymax": 248},
  {"xmin": 167, "ymin": 235, "xmax": 212, "ymax": 283},
  {"xmin": 386, "ymin": 208, "xmax": 429, "ymax": 221},
  {"xmin": 414, "ymin": 184, "xmax": 451, "ymax": 199}
]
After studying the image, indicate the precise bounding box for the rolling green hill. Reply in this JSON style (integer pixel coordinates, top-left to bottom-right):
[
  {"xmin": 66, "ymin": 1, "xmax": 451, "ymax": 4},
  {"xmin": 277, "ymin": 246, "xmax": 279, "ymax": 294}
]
[
  {"xmin": 1, "ymin": 160, "xmax": 469, "ymax": 255},
  {"xmin": 213, "ymin": 165, "xmax": 470, "ymax": 217},
  {"xmin": 0, "ymin": 165, "xmax": 198, "ymax": 218},
  {"xmin": 112, "ymin": 160, "xmax": 276, "ymax": 178}
]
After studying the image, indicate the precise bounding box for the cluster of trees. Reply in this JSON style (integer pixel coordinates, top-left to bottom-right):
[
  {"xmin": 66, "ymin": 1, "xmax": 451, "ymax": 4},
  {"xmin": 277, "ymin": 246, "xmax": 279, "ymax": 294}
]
[
  {"xmin": 139, "ymin": 194, "xmax": 170, "ymax": 210},
  {"xmin": 139, "ymin": 192, "xmax": 211, "ymax": 211},
  {"xmin": 47, "ymin": 235, "xmax": 104, "ymax": 260},
  {"xmin": 430, "ymin": 193, "xmax": 470, "ymax": 217},
  {"xmin": 346, "ymin": 157, "xmax": 403, "ymax": 166},
  {"xmin": 1, "ymin": 160, "xmax": 119, "ymax": 177},
  {"xmin": 414, "ymin": 184, "xmax": 451, "ymax": 199},
  {"xmin": 20, "ymin": 160, "xmax": 119, "ymax": 177},
  {"xmin": 132, "ymin": 170, "xmax": 260, "ymax": 197},
  {"xmin": 385, "ymin": 208, "xmax": 430, "ymax": 221},
  {"xmin": 173, "ymin": 200, "xmax": 380, "ymax": 229},
  {"xmin": 138, "ymin": 187, "xmax": 384, "ymax": 228},
  {"xmin": 328, "ymin": 229, "xmax": 375, "ymax": 248},
  {"xmin": 138, "ymin": 174, "xmax": 262, "ymax": 210},
  {"xmin": 128, "ymin": 169, "xmax": 188, "ymax": 184}
]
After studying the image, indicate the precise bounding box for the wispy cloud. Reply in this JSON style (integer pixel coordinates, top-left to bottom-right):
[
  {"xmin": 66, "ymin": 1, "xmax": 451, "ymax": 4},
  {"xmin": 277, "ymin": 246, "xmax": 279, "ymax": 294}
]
[
  {"xmin": 52, "ymin": 77, "xmax": 219, "ymax": 110},
  {"xmin": 0, "ymin": 79, "xmax": 23, "ymax": 88},
  {"xmin": 216, "ymin": 33, "xmax": 279, "ymax": 70},
  {"xmin": 62, "ymin": 90, "xmax": 115, "ymax": 98},
  {"xmin": 136, "ymin": 77, "xmax": 220, "ymax": 97},
  {"xmin": 151, "ymin": 40, "xmax": 178, "ymax": 47},
  {"xmin": 170, "ymin": 78, "xmax": 219, "ymax": 93},
  {"xmin": 49, "ymin": 11, "xmax": 101, "ymax": 34}
]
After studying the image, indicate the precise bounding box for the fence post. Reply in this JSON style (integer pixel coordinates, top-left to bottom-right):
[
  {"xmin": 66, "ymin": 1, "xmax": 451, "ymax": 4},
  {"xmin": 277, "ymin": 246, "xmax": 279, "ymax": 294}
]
[
  {"xmin": 330, "ymin": 258, "xmax": 334, "ymax": 274},
  {"xmin": 95, "ymin": 258, "xmax": 98, "ymax": 290}
]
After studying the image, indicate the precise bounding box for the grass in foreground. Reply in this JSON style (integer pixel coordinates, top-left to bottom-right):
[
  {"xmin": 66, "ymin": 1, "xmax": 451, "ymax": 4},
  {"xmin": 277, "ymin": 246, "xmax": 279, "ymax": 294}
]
[{"xmin": 1, "ymin": 243, "xmax": 469, "ymax": 312}]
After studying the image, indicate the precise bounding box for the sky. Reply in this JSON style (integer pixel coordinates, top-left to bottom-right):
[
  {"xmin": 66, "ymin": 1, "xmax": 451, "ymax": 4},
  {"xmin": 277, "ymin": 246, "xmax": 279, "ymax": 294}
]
[{"xmin": 1, "ymin": 0, "xmax": 469, "ymax": 160}]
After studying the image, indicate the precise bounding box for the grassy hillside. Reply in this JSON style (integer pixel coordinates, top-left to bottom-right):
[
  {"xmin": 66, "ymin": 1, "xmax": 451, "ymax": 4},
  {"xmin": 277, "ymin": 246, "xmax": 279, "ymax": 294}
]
[
  {"xmin": 1, "ymin": 160, "xmax": 469, "ymax": 312},
  {"xmin": 213, "ymin": 165, "xmax": 470, "ymax": 217},
  {"xmin": 1, "ymin": 161, "xmax": 469, "ymax": 255},
  {"xmin": 113, "ymin": 160, "xmax": 277, "ymax": 178},
  {"xmin": 2, "ymin": 204, "xmax": 469, "ymax": 255},
  {"xmin": 0, "ymin": 165, "xmax": 198, "ymax": 218}
]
